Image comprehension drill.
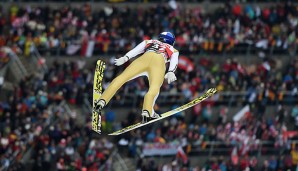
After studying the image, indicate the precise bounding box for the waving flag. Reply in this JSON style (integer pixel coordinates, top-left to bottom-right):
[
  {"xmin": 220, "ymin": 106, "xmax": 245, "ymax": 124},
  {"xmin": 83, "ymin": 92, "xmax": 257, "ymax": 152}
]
[
  {"xmin": 178, "ymin": 56, "xmax": 194, "ymax": 72},
  {"xmin": 176, "ymin": 146, "xmax": 188, "ymax": 164}
]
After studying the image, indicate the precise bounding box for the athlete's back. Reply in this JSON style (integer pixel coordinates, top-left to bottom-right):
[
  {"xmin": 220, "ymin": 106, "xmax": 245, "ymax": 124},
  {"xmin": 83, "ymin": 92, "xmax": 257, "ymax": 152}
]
[{"xmin": 144, "ymin": 39, "xmax": 177, "ymax": 59}]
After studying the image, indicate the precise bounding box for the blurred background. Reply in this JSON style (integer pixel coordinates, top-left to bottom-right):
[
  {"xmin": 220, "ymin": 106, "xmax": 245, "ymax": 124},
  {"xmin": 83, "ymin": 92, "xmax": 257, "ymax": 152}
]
[{"xmin": 0, "ymin": 0, "xmax": 298, "ymax": 171}]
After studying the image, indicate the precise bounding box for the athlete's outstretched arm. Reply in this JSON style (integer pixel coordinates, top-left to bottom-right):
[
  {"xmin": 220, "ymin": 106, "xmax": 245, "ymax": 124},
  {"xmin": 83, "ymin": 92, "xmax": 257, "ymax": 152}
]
[
  {"xmin": 168, "ymin": 51, "xmax": 179, "ymax": 72},
  {"xmin": 114, "ymin": 41, "xmax": 146, "ymax": 66},
  {"xmin": 125, "ymin": 41, "xmax": 146, "ymax": 59},
  {"xmin": 165, "ymin": 51, "xmax": 179, "ymax": 84}
]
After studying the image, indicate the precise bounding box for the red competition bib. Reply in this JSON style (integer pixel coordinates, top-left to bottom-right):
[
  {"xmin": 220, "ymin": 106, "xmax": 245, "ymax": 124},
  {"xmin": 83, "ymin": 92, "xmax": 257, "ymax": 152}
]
[{"xmin": 144, "ymin": 40, "xmax": 175, "ymax": 59}]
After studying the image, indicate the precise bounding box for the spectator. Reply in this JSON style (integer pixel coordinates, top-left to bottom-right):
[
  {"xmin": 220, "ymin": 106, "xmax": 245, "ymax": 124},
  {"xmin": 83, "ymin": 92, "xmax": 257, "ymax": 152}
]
[
  {"xmin": 202, "ymin": 104, "xmax": 212, "ymax": 123},
  {"xmin": 292, "ymin": 146, "xmax": 298, "ymax": 170},
  {"xmin": 284, "ymin": 154, "xmax": 293, "ymax": 170},
  {"xmin": 0, "ymin": 2, "xmax": 296, "ymax": 57},
  {"xmin": 0, "ymin": 2, "xmax": 298, "ymax": 171},
  {"xmin": 292, "ymin": 104, "xmax": 298, "ymax": 129},
  {"xmin": 262, "ymin": 159, "xmax": 270, "ymax": 171},
  {"xmin": 268, "ymin": 155, "xmax": 277, "ymax": 171}
]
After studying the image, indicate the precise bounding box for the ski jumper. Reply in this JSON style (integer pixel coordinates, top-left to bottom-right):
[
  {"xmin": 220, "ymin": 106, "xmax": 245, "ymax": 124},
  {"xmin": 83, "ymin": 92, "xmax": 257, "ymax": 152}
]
[{"xmin": 100, "ymin": 40, "xmax": 179, "ymax": 116}]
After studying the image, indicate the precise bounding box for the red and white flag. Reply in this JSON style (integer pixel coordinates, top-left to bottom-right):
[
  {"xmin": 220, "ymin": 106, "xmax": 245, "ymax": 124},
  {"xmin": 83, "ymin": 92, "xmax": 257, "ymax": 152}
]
[
  {"xmin": 233, "ymin": 105, "xmax": 250, "ymax": 122},
  {"xmin": 66, "ymin": 44, "xmax": 81, "ymax": 55},
  {"xmin": 176, "ymin": 146, "xmax": 188, "ymax": 164},
  {"xmin": 178, "ymin": 56, "xmax": 194, "ymax": 72},
  {"xmin": 85, "ymin": 40, "xmax": 95, "ymax": 57}
]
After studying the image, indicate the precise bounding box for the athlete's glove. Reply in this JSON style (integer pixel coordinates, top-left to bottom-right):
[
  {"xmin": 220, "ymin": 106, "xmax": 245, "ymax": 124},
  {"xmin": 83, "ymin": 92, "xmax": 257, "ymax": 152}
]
[
  {"xmin": 164, "ymin": 72, "xmax": 177, "ymax": 84},
  {"xmin": 114, "ymin": 56, "xmax": 129, "ymax": 66}
]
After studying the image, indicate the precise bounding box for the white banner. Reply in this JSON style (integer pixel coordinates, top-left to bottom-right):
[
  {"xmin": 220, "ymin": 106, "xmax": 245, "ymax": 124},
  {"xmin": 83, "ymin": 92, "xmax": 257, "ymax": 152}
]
[{"xmin": 142, "ymin": 143, "xmax": 179, "ymax": 156}]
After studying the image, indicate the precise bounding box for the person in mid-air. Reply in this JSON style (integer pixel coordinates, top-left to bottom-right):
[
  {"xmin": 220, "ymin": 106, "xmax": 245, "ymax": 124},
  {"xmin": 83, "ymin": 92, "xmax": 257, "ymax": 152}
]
[{"xmin": 96, "ymin": 32, "xmax": 179, "ymax": 123}]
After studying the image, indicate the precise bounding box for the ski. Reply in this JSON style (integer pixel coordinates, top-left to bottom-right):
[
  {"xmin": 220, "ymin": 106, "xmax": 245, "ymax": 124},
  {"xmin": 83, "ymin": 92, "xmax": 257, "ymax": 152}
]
[
  {"xmin": 92, "ymin": 60, "xmax": 106, "ymax": 134},
  {"xmin": 109, "ymin": 88, "xmax": 217, "ymax": 136}
]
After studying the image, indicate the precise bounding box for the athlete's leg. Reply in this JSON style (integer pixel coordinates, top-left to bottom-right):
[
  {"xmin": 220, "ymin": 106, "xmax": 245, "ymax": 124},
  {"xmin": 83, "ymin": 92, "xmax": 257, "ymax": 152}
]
[
  {"xmin": 100, "ymin": 55, "xmax": 149, "ymax": 106},
  {"xmin": 142, "ymin": 54, "xmax": 166, "ymax": 117}
]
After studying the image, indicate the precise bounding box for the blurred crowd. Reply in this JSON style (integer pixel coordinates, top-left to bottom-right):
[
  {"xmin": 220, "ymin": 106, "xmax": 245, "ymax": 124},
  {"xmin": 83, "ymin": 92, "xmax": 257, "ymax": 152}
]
[
  {"xmin": 0, "ymin": 1, "xmax": 297, "ymax": 56},
  {"xmin": 135, "ymin": 152, "xmax": 298, "ymax": 171},
  {"xmin": 156, "ymin": 152, "xmax": 298, "ymax": 171},
  {"xmin": 116, "ymin": 100, "xmax": 298, "ymax": 171},
  {"xmin": 0, "ymin": 1, "xmax": 298, "ymax": 170},
  {"xmin": 101, "ymin": 55, "xmax": 298, "ymax": 105},
  {"xmin": 1, "ymin": 55, "xmax": 297, "ymax": 170},
  {"xmin": 0, "ymin": 60, "xmax": 114, "ymax": 170},
  {"xmin": 101, "ymin": 55, "xmax": 298, "ymax": 170}
]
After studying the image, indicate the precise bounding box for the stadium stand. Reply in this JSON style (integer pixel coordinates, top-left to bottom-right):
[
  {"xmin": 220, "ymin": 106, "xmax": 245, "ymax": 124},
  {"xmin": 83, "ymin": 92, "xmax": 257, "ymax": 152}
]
[
  {"xmin": 0, "ymin": 1, "xmax": 297, "ymax": 171},
  {"xmin": 0, "ymin": 1, "xmax": 297, "ymax": 57}
]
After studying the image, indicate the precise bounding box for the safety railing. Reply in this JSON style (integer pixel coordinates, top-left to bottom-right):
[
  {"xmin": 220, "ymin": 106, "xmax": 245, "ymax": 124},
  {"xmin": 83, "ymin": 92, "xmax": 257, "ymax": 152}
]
[
  {"xmin": 33, "ymin": 42, "xmax": 297, "ymax": 57},
  {"xmin": 29, "ymin": 43, "xmax": 48, "ymax": 73},
  {"xmin": 0, "ymin": 58, "xmax": 10, "ymax": 91},
  {"xmin": 189, "ymin": 140, "xmax": 290, "ymax": 157},
  {"xmin": 139, "ymin": 140, "xmax": 298, "ymax": 158},
  {"xmin": 9, "ymin": 49, "xmax": 28, "ymax": 80},
  {"xmin": 84, "ymin": 90, "xmax": 298, "ymax": 108}
]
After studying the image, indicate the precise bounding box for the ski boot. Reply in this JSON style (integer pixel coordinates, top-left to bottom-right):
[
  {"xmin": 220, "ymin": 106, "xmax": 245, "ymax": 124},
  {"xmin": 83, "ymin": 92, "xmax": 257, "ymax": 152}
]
[
  {"xmin": 94, "ymin": 99, "xmax": 106, "ymax": 113},
  {"xmin": 141, "ymin": 110, "xmax": 161, "ymax": 124}
]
